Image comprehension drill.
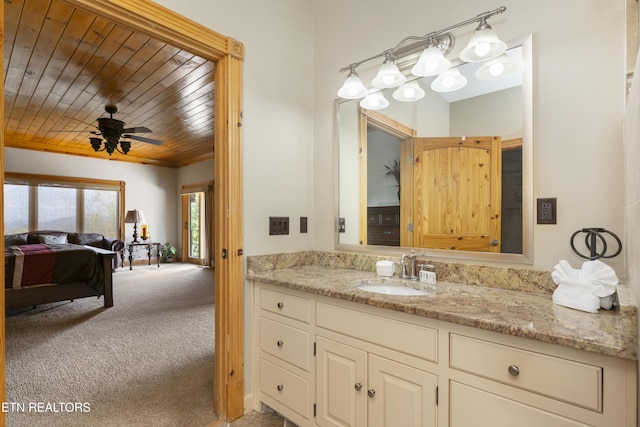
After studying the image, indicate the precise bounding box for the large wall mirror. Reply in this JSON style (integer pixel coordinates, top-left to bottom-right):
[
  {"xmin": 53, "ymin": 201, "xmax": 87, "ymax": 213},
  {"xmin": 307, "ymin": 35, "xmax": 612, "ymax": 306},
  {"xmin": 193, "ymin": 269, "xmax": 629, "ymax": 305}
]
[{"xmin": 336, "ymin": 35, "xmax": 533, "ymax": 263}]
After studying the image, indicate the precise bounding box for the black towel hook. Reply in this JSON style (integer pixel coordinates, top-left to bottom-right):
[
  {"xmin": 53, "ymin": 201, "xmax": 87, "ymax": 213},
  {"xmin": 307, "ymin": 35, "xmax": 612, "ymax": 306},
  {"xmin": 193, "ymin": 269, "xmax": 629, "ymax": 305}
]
[{"xmin": 570, "ymin": 228, "xmax": 622, "ymax": 260}]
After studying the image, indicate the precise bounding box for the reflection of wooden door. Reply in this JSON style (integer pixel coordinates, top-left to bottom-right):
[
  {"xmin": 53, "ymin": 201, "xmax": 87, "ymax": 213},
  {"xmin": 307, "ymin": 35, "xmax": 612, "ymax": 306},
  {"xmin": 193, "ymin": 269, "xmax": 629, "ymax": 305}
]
[{"xmin": 413, "ymin": 136, "xmax": 501, "ymax": 252}]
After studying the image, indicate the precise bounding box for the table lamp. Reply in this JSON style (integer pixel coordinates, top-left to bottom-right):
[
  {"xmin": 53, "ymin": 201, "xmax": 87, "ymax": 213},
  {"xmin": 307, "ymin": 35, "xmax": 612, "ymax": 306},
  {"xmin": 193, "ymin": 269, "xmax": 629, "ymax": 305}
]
[{"xmin": 125, "ymin": 209, "xmax": 147, "ymax": 243}]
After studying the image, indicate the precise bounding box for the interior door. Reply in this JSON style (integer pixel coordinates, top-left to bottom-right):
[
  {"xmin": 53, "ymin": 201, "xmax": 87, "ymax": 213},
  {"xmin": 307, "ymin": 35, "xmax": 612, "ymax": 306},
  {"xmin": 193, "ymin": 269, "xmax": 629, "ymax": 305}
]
[
  {"xmin": 182, "ymin": 192, "xmax": 204, "ymax": 264},
  {"xmin": 413, "ymin": 136, "xmax": 502, "ymax": 252}
]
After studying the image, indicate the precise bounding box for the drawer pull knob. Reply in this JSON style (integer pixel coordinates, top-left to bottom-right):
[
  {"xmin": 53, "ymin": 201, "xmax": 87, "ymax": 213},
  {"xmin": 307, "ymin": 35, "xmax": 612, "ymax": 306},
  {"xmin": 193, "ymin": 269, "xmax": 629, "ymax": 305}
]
[
  {"xmin": 276, "ymin": 340, "xmax": 284, "ymax": 347},
  {"xmin": 354, "ymin": 383, "xmax": 363, "ymax": 391},
  {"xmin": 277, "ymin": 384, "xmax": 284, "ymax": 392},
  {"xmin": 277, "ymin": 302, "xmax": 285, "ymax": 309},
  {"xmin": 508, "ymin": 365, "xmax": 520, "ymax": 376},
  {"xmin": 367, "ymin": 389, "xmax": 376, "ymax": 398}
]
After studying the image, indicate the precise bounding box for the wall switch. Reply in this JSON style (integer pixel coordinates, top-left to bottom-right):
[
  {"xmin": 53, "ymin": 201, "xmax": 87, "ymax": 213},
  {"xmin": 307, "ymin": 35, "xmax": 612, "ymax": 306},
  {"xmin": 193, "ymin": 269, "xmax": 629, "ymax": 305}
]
[
  {"xmin": 300, "ymin": 217, "xmax": 308, "ymax": 233},
  {"xmin": 269, "ymin": 216, "xmax": 289, "ymax": 235},
  {"xmin": 537, "ymin": 198, "xmax": 557, "ymax": 224}
]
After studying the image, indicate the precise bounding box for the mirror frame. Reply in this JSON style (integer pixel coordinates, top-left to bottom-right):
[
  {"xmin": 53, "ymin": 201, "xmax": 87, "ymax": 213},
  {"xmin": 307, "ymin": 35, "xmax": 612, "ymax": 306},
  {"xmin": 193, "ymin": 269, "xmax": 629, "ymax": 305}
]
[{"xmin": 334, "ymin": 34, "xmax": 533, "ymax": 264}]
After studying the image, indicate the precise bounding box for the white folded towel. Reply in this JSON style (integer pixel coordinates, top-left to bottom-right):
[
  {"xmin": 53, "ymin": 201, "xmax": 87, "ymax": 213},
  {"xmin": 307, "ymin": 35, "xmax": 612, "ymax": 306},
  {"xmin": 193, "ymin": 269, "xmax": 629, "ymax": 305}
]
[{"xmin": 551, "ymin": 260, "xmax": 618, "ymax": 313}]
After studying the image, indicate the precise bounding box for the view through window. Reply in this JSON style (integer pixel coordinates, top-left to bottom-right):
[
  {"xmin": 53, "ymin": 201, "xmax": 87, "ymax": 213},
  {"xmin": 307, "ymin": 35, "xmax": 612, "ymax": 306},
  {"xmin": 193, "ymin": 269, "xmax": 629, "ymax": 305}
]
[{"xmin": 4, "ymin": 173, "xmax": 124, "ymax": 238}]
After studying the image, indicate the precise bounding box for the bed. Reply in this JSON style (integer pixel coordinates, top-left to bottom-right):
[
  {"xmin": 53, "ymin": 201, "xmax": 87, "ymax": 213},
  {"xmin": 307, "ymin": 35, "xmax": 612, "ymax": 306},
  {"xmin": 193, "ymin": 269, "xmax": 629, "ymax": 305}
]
[{"xmin": 4, "ymin": 231, "xmax": 120, "ymax": 310}]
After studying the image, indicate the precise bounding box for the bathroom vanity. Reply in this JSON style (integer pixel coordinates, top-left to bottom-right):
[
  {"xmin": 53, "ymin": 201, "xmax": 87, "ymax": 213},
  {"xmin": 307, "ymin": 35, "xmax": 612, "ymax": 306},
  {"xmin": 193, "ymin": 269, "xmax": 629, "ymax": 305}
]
[{"xmin": 249, "ymin": 257, "xmax": 637, "ymax": 427}]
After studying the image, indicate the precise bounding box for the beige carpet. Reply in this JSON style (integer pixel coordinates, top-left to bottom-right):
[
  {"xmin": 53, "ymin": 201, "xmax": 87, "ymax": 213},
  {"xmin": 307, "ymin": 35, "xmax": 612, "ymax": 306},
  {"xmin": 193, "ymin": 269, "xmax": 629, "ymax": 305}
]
[{"xmin": 5, "ymin": 263, "xmax": 216, "ymax": 427}]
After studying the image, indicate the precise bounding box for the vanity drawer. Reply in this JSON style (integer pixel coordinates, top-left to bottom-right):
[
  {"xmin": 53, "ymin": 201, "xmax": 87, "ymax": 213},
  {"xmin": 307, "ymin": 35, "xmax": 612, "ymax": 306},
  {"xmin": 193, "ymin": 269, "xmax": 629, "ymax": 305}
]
[
  {"xmin": 260, "ymin": 287, "xmax": 310, "ymax": 323},
  {"xmin": 316, "ymin": 302, "xmax": 438, "ymax": 362},
  {"xmin": 260, "ymin": 317, "xmax": 310, "ymax": 371},
  {"xmin": 449, "ymin": 334, "xmax": 603, "ymax": 411},
  {"xmin": 260, "ymin": 358, "xmax": 310, "ymax": 419}
]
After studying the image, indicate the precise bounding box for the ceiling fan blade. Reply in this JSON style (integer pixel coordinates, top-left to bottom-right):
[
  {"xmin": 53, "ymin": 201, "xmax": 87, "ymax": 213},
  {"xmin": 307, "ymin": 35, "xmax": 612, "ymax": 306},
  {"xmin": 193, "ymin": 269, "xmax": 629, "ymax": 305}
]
[
  {"xmin": 124, "ymin": 134, "xmax": 164, "ymax": 145},
  {"xmin": 122, "ymin": 126, "xmax": 152, "ymax": 133}
]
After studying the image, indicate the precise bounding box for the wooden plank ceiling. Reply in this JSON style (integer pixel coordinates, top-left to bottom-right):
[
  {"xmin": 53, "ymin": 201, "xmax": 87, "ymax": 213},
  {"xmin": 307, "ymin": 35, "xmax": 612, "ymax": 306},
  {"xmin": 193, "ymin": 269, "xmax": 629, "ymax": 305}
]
[{"xmin": 4, "ymin": 0, "xmax": 215, "ymax": 168}]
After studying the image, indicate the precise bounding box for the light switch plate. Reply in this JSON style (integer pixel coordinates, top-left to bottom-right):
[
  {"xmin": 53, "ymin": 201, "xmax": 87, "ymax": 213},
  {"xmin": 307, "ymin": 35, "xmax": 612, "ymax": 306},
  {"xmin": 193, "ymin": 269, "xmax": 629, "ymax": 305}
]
[{"xmin": 269, "ymin": 216, "xmax": 289, "ymax": 235}]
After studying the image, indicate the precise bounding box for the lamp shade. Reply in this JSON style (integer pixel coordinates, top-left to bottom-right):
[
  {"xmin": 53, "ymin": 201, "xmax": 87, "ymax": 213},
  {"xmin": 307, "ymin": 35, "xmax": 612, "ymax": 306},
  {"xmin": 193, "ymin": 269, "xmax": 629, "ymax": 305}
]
[
  {"xmin": 337, "ymin": 70, "xmax": 369, "ymax": 99},
  {"xmin": 371, "ymin": 57, "xmax": 406, "ymax": 89},
  {"xmin": 359, "ymin": 92, "xmax": 389, "ymax": 110},
  {"xmin": 392, "ymin": 81, "xmax": 426, "ymax": 102},
  {"xmin": 125, "ymin": 209, "xmax": 147, "ymax": 224},
  {"xmin": 431, "ymin": 68, "xmax": 468, "ymax": 93},
  {"xmin": 459, "ymin": 22, "xmax": 506, "ymax": 63},
  {"xmin": 411, "ymin": 46, "xmax": 451, "ymax": 77},
  {"xmin": 475, "ymin": 53, "xmax": 518, "ymax": 80}
]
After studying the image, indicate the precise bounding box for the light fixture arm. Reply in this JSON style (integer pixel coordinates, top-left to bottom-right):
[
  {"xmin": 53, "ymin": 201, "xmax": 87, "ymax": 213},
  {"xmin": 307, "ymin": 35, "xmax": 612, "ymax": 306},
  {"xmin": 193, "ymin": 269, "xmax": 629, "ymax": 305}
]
[{"xmin": 339, "ymin": 6, "xmax": 506, "ymax": 74}]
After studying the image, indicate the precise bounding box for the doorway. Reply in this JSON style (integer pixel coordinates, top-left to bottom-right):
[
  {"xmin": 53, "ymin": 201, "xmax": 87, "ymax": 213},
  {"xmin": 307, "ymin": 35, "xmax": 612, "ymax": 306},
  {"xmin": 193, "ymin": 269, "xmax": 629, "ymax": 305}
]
[
  {"xmin": 181, "ymin": 181, "xmax": 214, "ymax": 268},
  {"xmin": 0, "ymin": 1, "xmax": 245, "ymax": 423}
]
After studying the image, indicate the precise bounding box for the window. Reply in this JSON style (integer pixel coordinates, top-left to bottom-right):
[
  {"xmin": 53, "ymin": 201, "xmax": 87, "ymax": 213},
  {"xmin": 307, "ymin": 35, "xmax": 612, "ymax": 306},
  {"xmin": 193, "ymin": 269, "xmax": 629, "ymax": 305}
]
[{"xmin": 4, "ymin": 173, "xmax": 124, "ymax": 238}]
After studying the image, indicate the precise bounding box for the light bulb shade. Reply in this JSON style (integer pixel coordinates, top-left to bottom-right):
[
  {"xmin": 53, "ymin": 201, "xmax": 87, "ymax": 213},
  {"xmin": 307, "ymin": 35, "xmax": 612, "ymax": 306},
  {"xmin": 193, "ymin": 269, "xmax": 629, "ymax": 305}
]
[
  {"xmin": 337, "ymin": 73, "xmax": 369, "ymax": 99},
  {"xmin": 475, "ymin": 53, "xmax": 518, "ymax": 80},
  {"xmin": 411, "ymin": 46, "xmax": 451, "ymax": 77},
  {"xmin": 125, "ymin": 209, "xmax": 147, "ymax": 224},
  {"xmin": 371, "ymin": 60, "xmax": 406, "ymax": 89},
  {"xmin": 460, "ymin": 24, "xmax": 507, "ymax": 63},
  {"xmin": 431, "ymin": 68, "xmax": 468, "ymax": 93},
  {"xmin": 359, "ymin": 92, "xmax": 389, "ymax": 110},
  {"xmin": 392, "ymin": 81, "xmax": 426, "ymax": 102}
]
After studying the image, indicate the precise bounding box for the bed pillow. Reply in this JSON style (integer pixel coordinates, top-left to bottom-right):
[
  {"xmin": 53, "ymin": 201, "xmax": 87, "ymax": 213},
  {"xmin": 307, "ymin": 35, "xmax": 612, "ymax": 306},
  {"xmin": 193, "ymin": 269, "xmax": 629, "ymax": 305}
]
[
  {"xmin": 38, "ymin": 234, "xmax": 68, "ymax": 244},
  {"xmin": 4, "ymin": 233, "xmax": 28, "ymax": 246}
]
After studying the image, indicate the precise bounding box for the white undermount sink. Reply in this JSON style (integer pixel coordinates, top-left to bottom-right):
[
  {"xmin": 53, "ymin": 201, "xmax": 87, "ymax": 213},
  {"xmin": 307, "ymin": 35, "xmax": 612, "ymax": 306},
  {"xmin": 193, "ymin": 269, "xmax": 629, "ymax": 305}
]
[{"xmin": 356, "ymin": 284, "xmax": 430, "ymax": 296}]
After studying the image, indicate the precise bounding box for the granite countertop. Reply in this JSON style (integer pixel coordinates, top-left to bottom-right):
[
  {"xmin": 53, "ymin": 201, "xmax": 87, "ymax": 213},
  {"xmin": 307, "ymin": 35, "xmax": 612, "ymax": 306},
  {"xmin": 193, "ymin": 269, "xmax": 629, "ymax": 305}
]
[{"xmin": 248, "ymin": 265, "xmax": 638, "ymax": 360}]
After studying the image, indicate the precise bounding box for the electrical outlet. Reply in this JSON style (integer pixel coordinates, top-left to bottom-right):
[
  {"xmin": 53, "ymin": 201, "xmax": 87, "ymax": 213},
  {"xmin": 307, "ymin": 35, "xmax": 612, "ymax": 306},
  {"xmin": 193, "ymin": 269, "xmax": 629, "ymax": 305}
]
[
  {"xmin": 338, "ymin": 218, "xmax": 346, "ymax": 233},
  {"xmin": 537, "ymin": 198, "xmax": 557, "ymax": 224},
  {"xmin": 300, "ymin": 217, "xmax": 308, "ymax": 233}
]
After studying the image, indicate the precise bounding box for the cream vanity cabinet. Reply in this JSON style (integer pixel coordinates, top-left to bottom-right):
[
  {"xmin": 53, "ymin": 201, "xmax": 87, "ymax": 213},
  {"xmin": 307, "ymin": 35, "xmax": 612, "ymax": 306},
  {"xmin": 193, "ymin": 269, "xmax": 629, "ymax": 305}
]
[
  {"xmin": 253, "ymin": 282, "xmax": 636, "ymax": 427},
  {"xmin": 315, "ymin": 303, "xmax": 439, "ymax": 427}
]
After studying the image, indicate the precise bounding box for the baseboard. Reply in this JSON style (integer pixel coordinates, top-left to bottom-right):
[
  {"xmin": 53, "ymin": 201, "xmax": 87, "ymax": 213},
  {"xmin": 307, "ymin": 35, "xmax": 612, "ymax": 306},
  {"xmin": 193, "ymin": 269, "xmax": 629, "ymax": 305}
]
[{"xmin": 244, "ymin": 393, "xmax": 254, "ymax": 414}]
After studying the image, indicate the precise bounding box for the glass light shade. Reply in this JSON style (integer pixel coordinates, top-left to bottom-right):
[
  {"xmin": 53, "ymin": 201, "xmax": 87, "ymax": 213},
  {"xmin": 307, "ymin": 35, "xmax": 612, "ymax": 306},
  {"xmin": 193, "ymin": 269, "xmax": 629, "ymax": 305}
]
[
  {"xmin": 392, "ymin": 81, "xmax": 426, "ymax": 102},
  {"xmin": 371, "ymin": 61, "xmax": 406, "ymax": 89},
  {"xmin": 475, "ymin": 53, "xmax": 518, "ymax": 80},
  {"xmin": 411, "ymin": 46, "xmax": 451, "ymax": 77},
  {"xmin": 337, "ymin": 73, "xmax": 369, "ymax": 99},
  {"xmin": 431, "ymin": 68, "xmax": 468, "ymax": 93},
  {"xmin": 460, "ymin": 25, "xmax": 507, "ymax": 63},
  {"xmin": 359, "ymin": 92, "xmax": 389, "ymax": 110}
]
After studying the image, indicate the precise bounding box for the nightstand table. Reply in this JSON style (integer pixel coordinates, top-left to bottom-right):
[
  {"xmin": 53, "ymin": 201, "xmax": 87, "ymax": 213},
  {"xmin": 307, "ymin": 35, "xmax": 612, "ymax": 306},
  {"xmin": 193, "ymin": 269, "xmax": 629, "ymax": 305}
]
[{"xmin": 127, "ymin": 242, "xmax": 161, "ymax": 270}]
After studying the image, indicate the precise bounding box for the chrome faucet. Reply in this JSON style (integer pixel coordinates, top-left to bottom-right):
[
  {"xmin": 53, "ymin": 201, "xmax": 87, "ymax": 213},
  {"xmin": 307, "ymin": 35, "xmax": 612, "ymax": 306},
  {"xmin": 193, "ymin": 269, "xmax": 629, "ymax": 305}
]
[{"xmin": 401, "ymin": 250, "xmax": 418, "ymax": 280}]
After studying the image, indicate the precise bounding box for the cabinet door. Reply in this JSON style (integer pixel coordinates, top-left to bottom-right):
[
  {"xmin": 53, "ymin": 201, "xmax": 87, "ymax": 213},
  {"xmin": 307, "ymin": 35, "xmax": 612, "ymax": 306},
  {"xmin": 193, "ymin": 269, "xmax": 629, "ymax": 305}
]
[
  {"xmin": 368, "ymin": 354, "xmax": 438, "ymax": 427},
  {"xmin": 316, "ymin": 337, "xmax": 367, "ymax": 427},
  {"xmin": 450, "ymin": 381, "xmax": 591, "ymax": 427}
]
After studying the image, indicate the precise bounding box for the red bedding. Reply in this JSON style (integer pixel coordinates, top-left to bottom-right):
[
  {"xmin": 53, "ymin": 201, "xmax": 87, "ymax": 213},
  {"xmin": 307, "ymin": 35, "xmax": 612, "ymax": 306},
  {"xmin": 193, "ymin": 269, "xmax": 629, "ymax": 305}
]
[{"xmin": 5, "ymin": 243, "xmax": 104, "ymax": 290}]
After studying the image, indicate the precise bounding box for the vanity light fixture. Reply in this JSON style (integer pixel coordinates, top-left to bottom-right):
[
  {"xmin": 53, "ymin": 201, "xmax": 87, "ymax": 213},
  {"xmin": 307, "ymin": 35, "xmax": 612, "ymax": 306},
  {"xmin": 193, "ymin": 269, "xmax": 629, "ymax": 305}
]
[
  {"xmin": 371, "ymin": 52, "xmax": 406, "ymax": 89},
  {"xmin": 337, "ymin": 66, "xmax": 369, "ymax": 99},
  {"xmin": 411, "ymin": 37, "xmax": 452, "ymax": 77},
  {"xmin": 392, "ymin": 81, "xmax": 426, "ymax": 102},
  {"xmin": 431, "ymin": 68, "xmax": 468, "ymax": 93},
  {"xmin": 459, "ymin": 17, "xmax": 507, "ymax": 63},
  {"xmin": 359, "ymin": 91, "xmax": 390, "ymax": 110},
  {"xmin": 337, "ymin": 6, "xmax": 507, "ymax": 104},
  {"xmin": 475, "ymin": 52, "xmax": 518, "ymax": 80}
]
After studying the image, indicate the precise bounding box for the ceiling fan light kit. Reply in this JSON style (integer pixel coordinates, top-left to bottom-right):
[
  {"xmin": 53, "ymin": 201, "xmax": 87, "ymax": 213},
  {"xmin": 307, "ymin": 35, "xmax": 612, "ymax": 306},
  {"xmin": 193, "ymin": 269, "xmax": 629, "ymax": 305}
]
[{"xmin": 89, "ymin": 104, "xmax": 163, "ymax": 156}]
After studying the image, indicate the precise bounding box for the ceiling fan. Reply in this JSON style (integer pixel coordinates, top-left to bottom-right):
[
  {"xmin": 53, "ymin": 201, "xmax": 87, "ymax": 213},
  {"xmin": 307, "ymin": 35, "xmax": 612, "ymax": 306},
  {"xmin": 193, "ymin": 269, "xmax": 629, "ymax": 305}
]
[{"xmin": 87, "ymin": 104, "xmax": 163, "ymax": 155}]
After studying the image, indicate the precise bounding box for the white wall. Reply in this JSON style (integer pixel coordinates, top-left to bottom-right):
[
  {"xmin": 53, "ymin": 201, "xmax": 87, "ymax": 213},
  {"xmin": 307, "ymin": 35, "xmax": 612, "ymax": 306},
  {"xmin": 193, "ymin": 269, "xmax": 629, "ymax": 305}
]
[
  {"xmin": 154, "ymin": 0, "xmax": 315, "ymax": 257},
  {"xmin": 313, "ymin": 0, "xmax": 627, "ymax": 274},
  {"xmin": 4, "ymin": 148, "xmax": 178, "ymax": 249}
]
